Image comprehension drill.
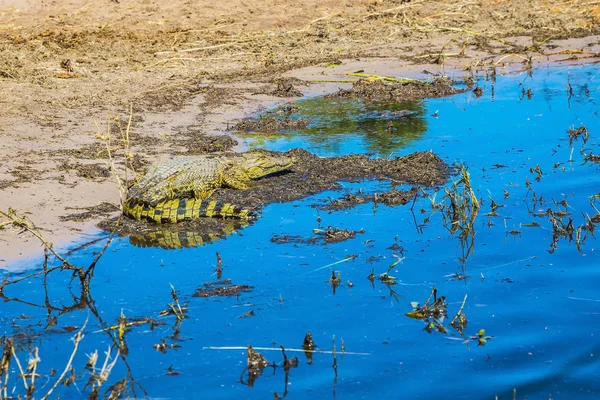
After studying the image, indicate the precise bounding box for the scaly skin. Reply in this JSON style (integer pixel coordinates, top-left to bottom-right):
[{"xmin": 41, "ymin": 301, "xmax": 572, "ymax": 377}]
[
  {"xmin": 124, "ymin": 152, "xmax": 295, "ymax": 223},
  {"xmin": 125, "ymin": 198, "xmax": 251, "ymax": 223}
]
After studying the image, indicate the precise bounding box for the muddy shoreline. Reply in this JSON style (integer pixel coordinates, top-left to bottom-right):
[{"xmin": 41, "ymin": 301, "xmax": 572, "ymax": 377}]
[{"xmin": 2, "ymin": 0, "xmax": 600, "ymax": 267}]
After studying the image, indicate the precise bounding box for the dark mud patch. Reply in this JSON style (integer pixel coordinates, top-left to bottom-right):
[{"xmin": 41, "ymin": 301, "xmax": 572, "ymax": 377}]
[
  {"xmin": 99, "ymin": 148, "xmax": 448, "ymax": 248},
  {"xmin": 0, "ymin": 180, "xmax": 15, "ymax": 189},
  {"xmin": 58, "ymin": 161, "xmax": 111, "ymax": 180},
  {"xmin": 233, "ymin": 116, "xmax": 311, "ymax": 134},
  {"xmin": 254, "ymin": 77, "xmax": 307, "ymax": 97},
  {"xmin": 319, "ymin": 187, "xmax": 418, "ymax": 211},
  {"xmin": 568, "ymin": 125, "xmax": 588, "ymax": 146},
  {"xmin": 134, "ymin": 84, "xmax": 246, "ymax": 113},
  {"xmin": 135, "ymin": 84, "xmax": 201, "ymax": 112},
  {"xmin": 52, "ymin": 143, "xmax": 107, "ymax": 160},
  {"xmin": 60, "ymin": 202, "xmax": 120, "ymax": 222},
  {"xmin": 327, "ymin": 78, "xmax": 465, "ymax": 101},
  {"xmin": 171, "ymin": 128, "xmax": 238, "ymax": 155},
  {"xmin": 130, "ymin": 153, "xmax": 150, "ymax": 171},
  {"xmin": 192, "ymin": 279, "xmax": 253, "ymax": 298}
]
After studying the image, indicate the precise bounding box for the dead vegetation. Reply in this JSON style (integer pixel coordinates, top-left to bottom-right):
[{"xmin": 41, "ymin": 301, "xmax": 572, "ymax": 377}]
[
  {"xmin": 0, "ymin": 205, "xmax": 259, "ymax": 397},
  {"xmin": 0, "ymin": 209, "xmax": 134, "ymax": 398},
  {"xmin": 406, "ymin": 287, "xmax": 472, "ymax": 339},
  {"xmin": 328, "ymin": 77, "xmax": 465, "ymax": 101},
  {"xmin": 1, "ymin": 0, "xmax": 599, "ymax": 119},
  {"xmin": 233, "ymin": 116, "xmax": 312, "ymax": 133}
]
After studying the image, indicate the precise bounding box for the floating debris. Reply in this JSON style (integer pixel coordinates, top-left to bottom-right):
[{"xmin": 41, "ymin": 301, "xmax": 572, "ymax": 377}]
[
  {"xmin": 328, "ymin": 270, "xmax": 342, "ymax": 294},
  {"xmin": 368, "ymin": 258, "xmax": 402, "ymax": 286},
  {"xmin": 407, "ymin": 288, "xmax": 470, "ymax": 337},
  {"xmin": 247, "ymin": 345, "xmax": 270, "ymax": 369},
  {"xmin": 157, "ymin": 285, "xmax": 188, "ymax": 322},
  {"xmin": 406, "ymin": 287, "xmax": 447, "ymax": 322},
  {"xmin": 471, "ymin": 329, "xmax": 493, "ymax": 346},
  {"xmin": 568, "ymin": 125, "xmax": 589, "ymax": 146},
  {"xmin": 529, "ymin": 165, "xmax": 543, "ymax": 182},
  {"xmin": 313, "ymin": 226, "xmax": 363, "ymax": 243},
  {"xmin": 302, "ymin": 332, "xmax": 316, "ymax": 365},
  {"xmin": 240, "ymin": 345, "xmax": 271, "ymax": 387},
  {"xmin": 238, "ymin": 310, "xmax": 255, "ymax": 319},
  {"xmin": 154, "ymin": 339, "xmax": 181, "ymax": 354},
  {"xmin": 192, "ymin": 279, "xmax": 253, "ymax": 298},
  {"xmin": 581, "ymin": 149, "xmax": 600, "ymax": 163}
]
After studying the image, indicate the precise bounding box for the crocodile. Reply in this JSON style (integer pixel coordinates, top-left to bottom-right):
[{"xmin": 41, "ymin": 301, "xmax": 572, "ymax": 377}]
[{"xmin": 124, "ymin": 152, "xmax": 295, "ymax": 223}]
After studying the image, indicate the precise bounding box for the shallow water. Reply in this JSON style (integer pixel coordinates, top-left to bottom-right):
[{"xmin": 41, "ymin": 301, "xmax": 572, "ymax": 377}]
[{"xmin": 2, "ymin": 64, "xmax": 600, "ymax": 399}]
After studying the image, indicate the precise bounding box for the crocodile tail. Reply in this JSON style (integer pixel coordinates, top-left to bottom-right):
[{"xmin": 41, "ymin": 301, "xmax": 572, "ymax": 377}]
[
  {"xmin": 123, "ymin": 200, "xmax": 144, "ymax": 220},
  {"xmin": 125, "ymin": 198, "xmax": 253, "ymax": 223}
]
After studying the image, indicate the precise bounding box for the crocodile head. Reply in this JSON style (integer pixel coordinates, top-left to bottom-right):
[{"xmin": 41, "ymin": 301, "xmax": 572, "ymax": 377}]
[{"xmin": 240, "ymin": 152, "xmax": 296, "ymax": 178}]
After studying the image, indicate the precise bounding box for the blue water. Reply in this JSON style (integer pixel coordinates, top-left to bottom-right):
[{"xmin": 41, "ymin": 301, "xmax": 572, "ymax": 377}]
[{"xmin": 2, "ymin": 64, "xmax": 600, "ymax": 399}]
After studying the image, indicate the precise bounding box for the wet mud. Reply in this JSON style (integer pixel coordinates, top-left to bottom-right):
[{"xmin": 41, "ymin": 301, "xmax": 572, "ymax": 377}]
[
  {"xmin": 100, "ymin": 148, "xmax": 449, "ymax": 247},
  {"xmin": 327, "ymin": 78, "xmax": 466, "ymax": 102},
  {"xmin": 233, "ymin": 116, "xmax": 312, "ymax": 134}
]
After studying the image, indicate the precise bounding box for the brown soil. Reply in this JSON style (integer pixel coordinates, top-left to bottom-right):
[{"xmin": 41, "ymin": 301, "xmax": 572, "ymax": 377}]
[{"xmin": 2, "ymin": 0, "xmax": 600, "ymax": 267}]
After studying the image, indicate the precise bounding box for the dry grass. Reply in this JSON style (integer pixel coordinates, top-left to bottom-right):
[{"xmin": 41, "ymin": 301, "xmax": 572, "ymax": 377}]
[{"xmin": 0, "ymin": 0, "xmax": 598, "ymax": 117}]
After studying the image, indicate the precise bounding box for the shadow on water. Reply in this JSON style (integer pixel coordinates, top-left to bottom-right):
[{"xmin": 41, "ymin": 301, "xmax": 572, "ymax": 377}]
[{"xmin": 3, "ymin": 65, "xmax": 600, "ymax": 399}]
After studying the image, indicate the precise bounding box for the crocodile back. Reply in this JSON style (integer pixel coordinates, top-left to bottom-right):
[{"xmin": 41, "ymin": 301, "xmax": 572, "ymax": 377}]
[{"xmin": 127, "ymin": 156, "xmax": 223, "ymax": 204}]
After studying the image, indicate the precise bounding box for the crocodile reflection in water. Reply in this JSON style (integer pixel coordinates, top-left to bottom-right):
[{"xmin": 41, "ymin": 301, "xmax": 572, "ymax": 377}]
[{"xmin": 127, "ymin": 220, "xmax": 248, "ymax": 250}]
